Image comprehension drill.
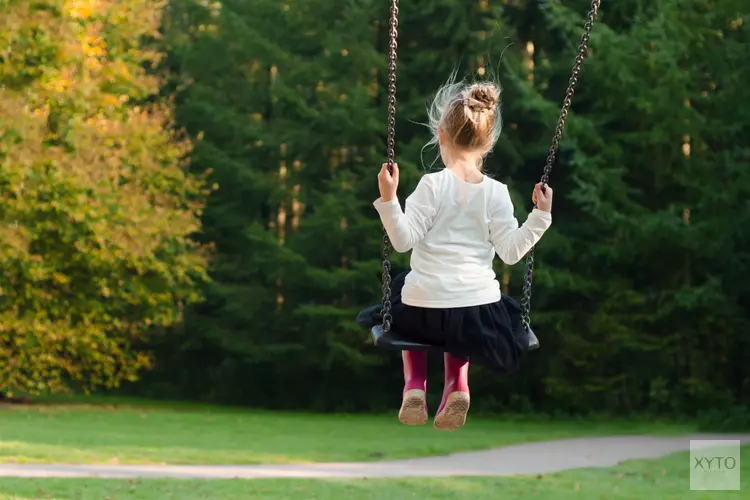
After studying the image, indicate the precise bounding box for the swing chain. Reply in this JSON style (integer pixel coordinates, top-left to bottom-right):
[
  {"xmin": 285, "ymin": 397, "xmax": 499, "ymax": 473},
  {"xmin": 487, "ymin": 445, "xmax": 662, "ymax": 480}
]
[
  {"xmin": 381, "ymin": 0, "xmax": 399, "ymax": 333},
  {"xmin": 520, "ymin": 0, "xmax": 600, "ymax": 331}
]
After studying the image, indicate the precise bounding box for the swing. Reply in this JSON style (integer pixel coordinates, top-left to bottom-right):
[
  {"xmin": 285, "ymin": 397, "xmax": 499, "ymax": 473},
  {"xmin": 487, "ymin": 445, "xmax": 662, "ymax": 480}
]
[{"xmin": 371, "ymin": 0, "xmax": 602, "ymax": 352}]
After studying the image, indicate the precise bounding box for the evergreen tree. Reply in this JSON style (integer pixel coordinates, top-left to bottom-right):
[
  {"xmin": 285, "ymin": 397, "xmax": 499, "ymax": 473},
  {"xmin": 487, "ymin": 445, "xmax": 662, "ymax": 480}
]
[
  {"xmin": 141, "ymin": 0, "xmax": 387, "ymax": 407},
  {"xmin": 510, "ymin": 0, "xmax": 750, "ymax": 413},
  {"xmin": 131, "ymin": 0, "xmax": 749, "ymax": 417}
]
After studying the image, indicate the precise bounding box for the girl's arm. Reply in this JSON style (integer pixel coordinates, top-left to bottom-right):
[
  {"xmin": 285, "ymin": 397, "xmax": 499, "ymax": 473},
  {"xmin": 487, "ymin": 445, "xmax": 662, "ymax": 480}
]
[
  {"xmin": 488, "ymin": 184, "xmax": 551, "ymax": 265},
  {"xmin": 373, "ymin": 175, "xmax": 437, "ymax": 253}
]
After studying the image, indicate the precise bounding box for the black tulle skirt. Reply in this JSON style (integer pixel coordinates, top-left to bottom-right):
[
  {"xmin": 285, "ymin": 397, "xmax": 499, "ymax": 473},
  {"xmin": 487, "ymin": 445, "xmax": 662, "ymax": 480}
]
[{"xmin": 356, "ymin": 271, "xmax": 526, "ymax": 373}]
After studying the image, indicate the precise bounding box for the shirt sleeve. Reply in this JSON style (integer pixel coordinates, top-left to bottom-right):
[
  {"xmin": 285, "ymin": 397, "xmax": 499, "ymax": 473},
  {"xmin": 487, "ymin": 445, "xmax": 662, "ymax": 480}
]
[
  {"xmin": 372, "ymin": 175, "xmax": 437, "ymax": 253},
  {"xmin": 488, "ymin": 184, "xmax": 552, "ymax": 265}
]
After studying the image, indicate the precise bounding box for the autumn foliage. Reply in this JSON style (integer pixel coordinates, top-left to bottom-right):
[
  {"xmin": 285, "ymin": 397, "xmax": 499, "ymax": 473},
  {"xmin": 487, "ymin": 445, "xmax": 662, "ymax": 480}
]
[{"xmin": 0, "ymin": 0, "xmax": 208, "ymax": 394}]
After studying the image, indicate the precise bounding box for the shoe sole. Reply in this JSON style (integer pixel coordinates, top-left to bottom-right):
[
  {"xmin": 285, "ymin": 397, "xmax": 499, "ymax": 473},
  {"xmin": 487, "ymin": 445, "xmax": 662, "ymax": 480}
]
[
  {"xmin": 399, "ymin": 389, "xmax": 428, "ymax": 426},
  {"xmin": 433, "ymin": 391, "xmax": 470, "ymax": 431}
]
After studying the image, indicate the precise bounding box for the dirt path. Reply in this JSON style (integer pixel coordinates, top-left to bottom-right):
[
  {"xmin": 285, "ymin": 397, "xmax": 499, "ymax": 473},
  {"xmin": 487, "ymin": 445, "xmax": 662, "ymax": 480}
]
[{"xmin": 1, "ymin": 434, "xmax": 748, "ymax": 479}]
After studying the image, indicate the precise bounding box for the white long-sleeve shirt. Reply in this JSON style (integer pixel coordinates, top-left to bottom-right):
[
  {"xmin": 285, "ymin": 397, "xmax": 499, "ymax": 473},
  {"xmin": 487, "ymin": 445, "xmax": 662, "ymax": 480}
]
[{"xmin": 373, "ymin": 168, "xmax": 552, "ymax": 308}]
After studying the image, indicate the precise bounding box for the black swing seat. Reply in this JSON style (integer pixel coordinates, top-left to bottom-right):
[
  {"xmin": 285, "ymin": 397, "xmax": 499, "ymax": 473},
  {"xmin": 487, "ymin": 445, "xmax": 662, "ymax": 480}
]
[
  {"xmin": 369, "ymin": 324, "xmax": 540, "ymax": 352},
  {"xmin": 370, "ymin": 324, "xmax": 441, "ymax": 351},
  {"xmin": 359, "ymin": 303, "xmax": 540, "ymax": 352},
  {"xmin": 521, "ymin": 326, "xmax": 540, "ymax": 351},
  {"xmin": 359, "ymin": 303, "xmax": 442, "ymax": 351}
]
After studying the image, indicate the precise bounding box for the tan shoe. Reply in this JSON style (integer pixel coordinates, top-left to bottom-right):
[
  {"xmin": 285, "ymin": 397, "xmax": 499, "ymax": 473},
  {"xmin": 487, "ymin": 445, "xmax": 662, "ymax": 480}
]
[
  {"xmin": 433, "ymin": 391, "xmax": 470, "ymax": 430},
  {"xmin": 399, "ymin": 389, "xmax": 428, "ymax": 425}
]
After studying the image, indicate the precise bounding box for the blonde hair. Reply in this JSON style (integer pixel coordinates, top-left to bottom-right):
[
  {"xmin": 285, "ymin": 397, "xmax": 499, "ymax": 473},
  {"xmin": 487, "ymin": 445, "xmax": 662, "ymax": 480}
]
[{"xmin": 423, "ymin": 74, "xmax": 502, "ymax": 166}]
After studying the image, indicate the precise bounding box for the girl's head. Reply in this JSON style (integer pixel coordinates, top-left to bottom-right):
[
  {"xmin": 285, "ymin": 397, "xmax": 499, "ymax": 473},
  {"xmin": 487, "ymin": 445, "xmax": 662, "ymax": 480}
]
[{"xmin": 425, "ymin": 77, "xmax": 502, "ymax": 168}]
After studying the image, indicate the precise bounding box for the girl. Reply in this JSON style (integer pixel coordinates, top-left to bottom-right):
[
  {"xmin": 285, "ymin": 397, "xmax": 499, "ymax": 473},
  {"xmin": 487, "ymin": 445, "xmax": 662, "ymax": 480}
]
[{"xmin": 358, "ymin": 79, "xmax": 553, "ymax": 431}]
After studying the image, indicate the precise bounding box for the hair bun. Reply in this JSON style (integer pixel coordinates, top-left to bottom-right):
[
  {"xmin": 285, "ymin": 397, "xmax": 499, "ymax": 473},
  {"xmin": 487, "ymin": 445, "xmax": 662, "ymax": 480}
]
[{"xmin": 466, "ymin": 84, "xmax": 499, "ymax": 113}]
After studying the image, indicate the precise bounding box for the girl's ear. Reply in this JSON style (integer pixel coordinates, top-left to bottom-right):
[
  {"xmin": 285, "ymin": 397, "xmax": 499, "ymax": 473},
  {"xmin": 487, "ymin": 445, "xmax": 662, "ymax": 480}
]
[{"xmin": 437, "ymin": 127, "xmax": 445, "ymax": 144}]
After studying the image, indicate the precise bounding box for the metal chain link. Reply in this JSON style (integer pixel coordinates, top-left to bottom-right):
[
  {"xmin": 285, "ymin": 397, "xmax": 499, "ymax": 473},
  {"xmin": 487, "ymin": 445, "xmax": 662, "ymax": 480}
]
[
  {"xmin": 520, "ymin": 0, "xmax": 601, "ymax": 330},
  {"xmin": 381, "ymin": 0, "xmax": 399, "ymax": 333}
]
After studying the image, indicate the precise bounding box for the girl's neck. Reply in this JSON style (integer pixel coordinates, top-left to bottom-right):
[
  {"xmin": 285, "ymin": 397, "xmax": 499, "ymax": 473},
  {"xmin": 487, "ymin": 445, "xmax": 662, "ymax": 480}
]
[{"xmin": 445, "ymin": 159, "xmax": 484, "ymax": 184}]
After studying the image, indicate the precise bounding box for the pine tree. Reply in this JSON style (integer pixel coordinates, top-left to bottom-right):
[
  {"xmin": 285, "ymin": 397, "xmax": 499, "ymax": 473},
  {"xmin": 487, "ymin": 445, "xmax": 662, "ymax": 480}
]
[
  {"xmin": 143, "ymin": 0, "xmax": 388, "ymax": 407},
  {"xmin": 132, "ymin": 0, "xmax": 749, "ymax": 415},
  {"xmin": 510, "ymin": 0, "xmax": 750, "ymax": 413}
]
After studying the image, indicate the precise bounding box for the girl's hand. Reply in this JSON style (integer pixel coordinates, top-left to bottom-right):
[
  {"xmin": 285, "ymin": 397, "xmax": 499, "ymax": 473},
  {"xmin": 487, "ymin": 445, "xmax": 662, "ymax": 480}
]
[
  {"xmin": 378, "ymin": 162, "xmax": 399, "ymax": 202},
  {"xmin": 532, "ymin": 182, "xmax": 553, "ymax": 212}
]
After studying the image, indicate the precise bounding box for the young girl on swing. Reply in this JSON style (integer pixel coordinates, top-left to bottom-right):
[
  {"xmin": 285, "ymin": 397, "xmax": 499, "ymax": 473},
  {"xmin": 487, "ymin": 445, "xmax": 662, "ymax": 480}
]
[{"xmin": 359, "ymin": 79, "xmax": 553, "ymax": 430}]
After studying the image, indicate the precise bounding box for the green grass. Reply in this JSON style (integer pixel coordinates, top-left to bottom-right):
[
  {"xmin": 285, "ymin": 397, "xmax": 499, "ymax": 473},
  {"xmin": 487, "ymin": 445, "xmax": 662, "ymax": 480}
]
[
  {"xmin": 0, "ymin": 447, "xmax": 747, "ymax": 499},
  {"xmin": 0, "ymin": 396, "xmax": 694, "ymax": 465}
]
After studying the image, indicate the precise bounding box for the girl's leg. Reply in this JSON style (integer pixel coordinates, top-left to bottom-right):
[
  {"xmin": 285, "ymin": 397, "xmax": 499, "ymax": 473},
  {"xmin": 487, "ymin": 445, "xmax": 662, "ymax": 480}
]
[
  {"xmin": 399, "ymin": 350, "xmax": 428, "ymax": 425},
  {"xmin": 433, "ymin": 352, "xmax": 470, "ymax": 430}
]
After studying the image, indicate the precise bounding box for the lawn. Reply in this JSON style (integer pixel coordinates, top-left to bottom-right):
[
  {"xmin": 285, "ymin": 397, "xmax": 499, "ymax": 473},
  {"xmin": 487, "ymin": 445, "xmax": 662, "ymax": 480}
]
[
  {"xmin": 0, "ymin": 396, "xmax": 694, "ymax": 465},
  {"xmin": 0, "ymin": 446, "xmax": 747, "ymax": 499}
]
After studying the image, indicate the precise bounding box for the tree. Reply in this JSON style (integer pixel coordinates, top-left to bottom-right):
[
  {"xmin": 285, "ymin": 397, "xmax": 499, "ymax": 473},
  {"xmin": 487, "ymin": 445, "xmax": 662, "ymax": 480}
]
[
  {"xmin": 138, "ymin": 0, "xmax": 537, "ymax": 410},
  {"xmin": 131, "ymin": 0, "xmax": 749, "ymax": 418},
  {"xmin": 134, "ymin": 0, "xmax": 388, "ymax": 408},
  {"xmin": 0, "ymin": 0, "xmax": 208, "ymax": 395},
  {"xmin": 508, "ymin": 0, "xmax": 750, "ymax": 414}
]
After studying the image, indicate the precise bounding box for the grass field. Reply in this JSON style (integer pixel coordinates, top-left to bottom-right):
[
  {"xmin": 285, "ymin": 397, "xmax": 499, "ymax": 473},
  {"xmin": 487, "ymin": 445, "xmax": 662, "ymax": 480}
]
[
  {"xmin": 0, "ymin": 446, "xmax": 747, "ymax": 499},
  {"xmin": 0, "ymin": 397, "xmax": 695, "ymax": 465}
]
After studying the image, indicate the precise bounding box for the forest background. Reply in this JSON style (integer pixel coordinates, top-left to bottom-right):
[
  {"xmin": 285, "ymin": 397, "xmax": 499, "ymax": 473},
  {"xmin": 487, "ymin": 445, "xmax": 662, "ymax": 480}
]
[{"xmin": 1, "ymin": 0, "xmax": 748, "ymax": 425}]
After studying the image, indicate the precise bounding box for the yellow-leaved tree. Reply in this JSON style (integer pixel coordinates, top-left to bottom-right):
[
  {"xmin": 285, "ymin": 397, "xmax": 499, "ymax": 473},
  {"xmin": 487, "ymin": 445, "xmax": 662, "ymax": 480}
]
[{"xmin": 0, "ymin": 0, "xmax": 209, "ymax": 394}]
